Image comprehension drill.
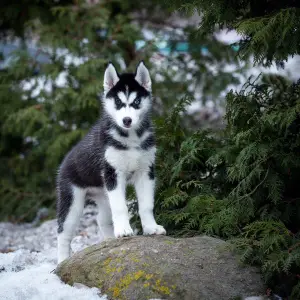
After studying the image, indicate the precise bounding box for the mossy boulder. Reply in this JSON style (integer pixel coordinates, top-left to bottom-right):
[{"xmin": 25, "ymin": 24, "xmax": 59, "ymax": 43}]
[{"xmin": 55, "ymin": 235, "xmax": 264, "ymax": 300}]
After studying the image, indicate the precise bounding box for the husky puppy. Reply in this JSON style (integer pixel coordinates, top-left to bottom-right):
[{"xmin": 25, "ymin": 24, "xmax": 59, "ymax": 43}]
[{"xmin": 56, "ymin": 61, "xmax": 166, "ymax": 263}]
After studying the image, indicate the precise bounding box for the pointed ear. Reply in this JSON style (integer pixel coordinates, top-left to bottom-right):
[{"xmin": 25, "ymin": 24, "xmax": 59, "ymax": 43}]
[
  {"xmin": 135, "ymin": 61, "xmax": 151, "ymax": 91},
  {"xmin": 103, "ymin": 62, "xmax": 119, "ymax": 92}
]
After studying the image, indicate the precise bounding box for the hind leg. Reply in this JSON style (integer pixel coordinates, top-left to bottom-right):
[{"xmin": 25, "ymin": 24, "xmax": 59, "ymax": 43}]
[
  {"xmin": 57, "ymin": 184, "xmax": 86, "ymax": 264},
  {"xmin": 94, "ymin": 190, "xmax": 114, "ymax": 240}
]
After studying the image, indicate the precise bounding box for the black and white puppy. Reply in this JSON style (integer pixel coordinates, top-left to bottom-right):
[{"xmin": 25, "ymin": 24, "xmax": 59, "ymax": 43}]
[{"xmin": 56, "ymin": 61, "xmax": 166, "ymax": 263}]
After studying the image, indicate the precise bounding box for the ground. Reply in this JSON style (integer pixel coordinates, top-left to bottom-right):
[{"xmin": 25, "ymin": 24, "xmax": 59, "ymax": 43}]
[{"xmin": 0, "ymin": 205, "xmax": 108, "ymax": 300}]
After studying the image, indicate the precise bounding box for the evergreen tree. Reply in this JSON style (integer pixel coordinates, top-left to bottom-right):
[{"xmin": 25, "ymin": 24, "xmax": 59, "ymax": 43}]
[{"xmin": 155, "ymin": 75, "xmax": 300, "ymax": 298}]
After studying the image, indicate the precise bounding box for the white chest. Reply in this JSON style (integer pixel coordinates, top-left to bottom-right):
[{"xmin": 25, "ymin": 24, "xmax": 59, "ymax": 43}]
[
  {"xmin": 105, "ymin": 129, "xmax": 156, "ymax": 173},
  {"xmin": 105, "ymin": 146, "xmax": 156, "ymax": 173}
]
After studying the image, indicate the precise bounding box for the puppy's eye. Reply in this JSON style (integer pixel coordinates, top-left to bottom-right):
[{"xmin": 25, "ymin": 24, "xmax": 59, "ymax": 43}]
[
  {"xmin": 134, "ymin": 99, "xmax": 140, "ymax": 106},
  {"xmin": 115, "ymin": 99, "xmax": 122, "ymax": 106}
]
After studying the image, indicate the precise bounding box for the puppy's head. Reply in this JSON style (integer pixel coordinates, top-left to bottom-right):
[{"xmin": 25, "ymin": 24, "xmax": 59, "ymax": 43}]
[{"xmin": 102, "ymin": 61, "xmax": 152, "ymax": 130}]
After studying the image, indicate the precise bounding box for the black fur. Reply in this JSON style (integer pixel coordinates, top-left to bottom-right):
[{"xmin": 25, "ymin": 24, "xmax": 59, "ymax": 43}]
[
  {"xmin": 141, "ymin": 134, "xmax": 155, "ymax": 150},
  {"xmin": 106, "ymin": 73, "xmax": 150, "ymax": 100},
  {"xmin": 57, "ymin": 183, "xmax": 73, "ymax": 233},
  {"xmin": 114, "ymin": 124, "xmax": 129, "ymax": 137},
  {"xmin": 136, "ymin": 117, "xmax": 152, "ymax": 137},
  {"xmin": 115, "ymin": 98, "xmax": 126, "ymax": 110},
  {"xmin": 104, "ymin": 161, "xmax": 117, "ymax": 191},
  {"xmin": 148, "ymin": 164, "xmax": 155, "ymax": 180},
  {"xmin": 107, "ymin": 136, "xmax": 128, "ymax": 150},
  {"xmin": 130, "ymin": 98, "xmax": 141, "ymax": 109}
]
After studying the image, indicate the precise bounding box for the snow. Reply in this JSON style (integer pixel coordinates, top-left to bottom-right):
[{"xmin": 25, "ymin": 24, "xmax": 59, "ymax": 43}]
[
  {"xmin": 0, "ymin": 205, "xmax": 108, "ymax": 300},
  {"xmin": 0, "ymin": 259, "xmax": 103, "ymax": 300}
]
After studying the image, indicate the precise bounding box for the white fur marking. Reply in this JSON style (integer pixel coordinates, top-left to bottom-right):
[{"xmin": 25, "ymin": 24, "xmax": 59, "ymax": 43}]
[
  {"xmin": 90, "ymin": 188, "xmax": 114, "ymax": 239},
  {"xmin": 128, "ymin": 92, "xmax": 137, "ymax": 104},
  {"xmin": 135, "ymin": 62, "xmax": 152, "ymax": 91},
  {"xmin": 117, "ymin": 91, "xmax": 127, "ymax": 104},
  {"xmin": 134, "ymin": 172, "xmax": 166, "ymax": 235},
  {"xmin": 105, "ymin": 174, "xmax": 133, "ymax": 238},
  {"xmin": 103, "ymin": 63, "xmax": 119, "ymax": 93},
  {"xmin": 57, "ymin": 185, "xmax": 86, "ymax": 264},
  {"xmin": 105, "ymin": 146, "xmax": 156, "ymax": 174}
]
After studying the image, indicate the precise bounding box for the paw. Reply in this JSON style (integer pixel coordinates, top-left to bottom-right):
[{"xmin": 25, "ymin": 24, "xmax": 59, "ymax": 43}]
[
  {"xmin": 114, "ymin": 223, "xmax": 134, "ymax": 238},
  {"xmin": 143, "ymin": 224, "xmax": 166, "ymax": 235}
]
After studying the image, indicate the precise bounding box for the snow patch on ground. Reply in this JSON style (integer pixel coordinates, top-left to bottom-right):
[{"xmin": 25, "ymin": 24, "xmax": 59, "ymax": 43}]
[{"xmin": 0, "ymin": 205, "xmax": 107, "ymax": 300}]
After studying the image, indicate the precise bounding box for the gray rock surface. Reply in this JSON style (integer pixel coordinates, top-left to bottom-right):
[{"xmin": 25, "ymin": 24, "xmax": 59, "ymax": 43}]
[{"xmin": 55, "ymin": 235, "xmax": 265, "ymax": 300}]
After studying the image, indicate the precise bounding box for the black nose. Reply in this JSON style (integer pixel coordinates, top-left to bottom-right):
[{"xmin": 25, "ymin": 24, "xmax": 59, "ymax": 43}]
[{"xmin": 123, "ymin": 117, "xmax": 132, "ymax": 127}]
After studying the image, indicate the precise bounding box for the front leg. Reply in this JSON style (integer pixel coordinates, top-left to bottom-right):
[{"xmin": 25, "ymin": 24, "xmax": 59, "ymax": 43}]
[
  {"xmin": 104, "ymin": 162, "xmax": 133, "ymax": 238},
  {"xmin": 134, "ymin": 164, "xmax": 166, "ymax": 235}
]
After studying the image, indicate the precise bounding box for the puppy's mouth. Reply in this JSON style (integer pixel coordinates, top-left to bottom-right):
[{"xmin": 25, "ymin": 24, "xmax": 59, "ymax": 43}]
[{"xmin": 122, "ymin": 124, "xmax": 132, "ymax": 129}]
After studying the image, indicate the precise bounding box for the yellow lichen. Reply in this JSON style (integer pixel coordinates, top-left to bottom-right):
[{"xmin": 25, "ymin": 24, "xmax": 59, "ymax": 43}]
[
  {"xmin": 102, "ymin": 256, "xmax": 125, "ymax": 275},
  {"xmin": 109, "ymin": 270, "xmax": 174, "ymax": 299},
  {"xmin": 112, "ymin": 287, "xmax": 121, "ymax": 298},
  {"xmin": 155, "ymin": 285, "xmax": 171, "ymax": 295},
  {"xmin": 131, "ymin": 257, "xmax": 140, "ymax": 263},
  {"xmin": 102, "ymin": 256, "xmax": 174, "ymax": 299},
  {"xmin": 133, "ymin": 270, "xmax": 145, "ymax": 280},
  {"xmin": 105, "ymin": 265, "xmax": 116, "ymax": 274},
  {"xmin": 145, "ymin": 274, "xmax": 153, "ymax": 280},
  {"xmin": 127, "ymin": 253, "xmax": 141, "ymax": 263},
  {"xmin": 115, "ymin": 257, "xmax": 122, "ymax": 263},
  {"xmin": 119, "ymin": 273, "xmax": 133, "ymax": 287},
  {"xmin": 103, "ymin": 257, "xmax": 112, "ymax": 266},
  {"xmin": 164, "ymin": 240, "xmax": 175, "ymax": 245},
  {"xmin": 109, "ymin": 270, "xmax": 153, "ymax": 298},
  {"xmin": 152, "ymin": 279, "xmax": 171, "ymax": 295}
]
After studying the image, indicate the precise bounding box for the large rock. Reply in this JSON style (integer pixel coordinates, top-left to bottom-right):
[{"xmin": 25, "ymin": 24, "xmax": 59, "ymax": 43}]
[{"xmin": 55, "ymin": 235, "xmax": 264, "ymax": 300}]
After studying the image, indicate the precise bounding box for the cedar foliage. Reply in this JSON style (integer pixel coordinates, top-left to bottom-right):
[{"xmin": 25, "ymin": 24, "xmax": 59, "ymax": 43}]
[{"xmin": 155, "ymin": 75, "xmax": 300, "ymax": 297}]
